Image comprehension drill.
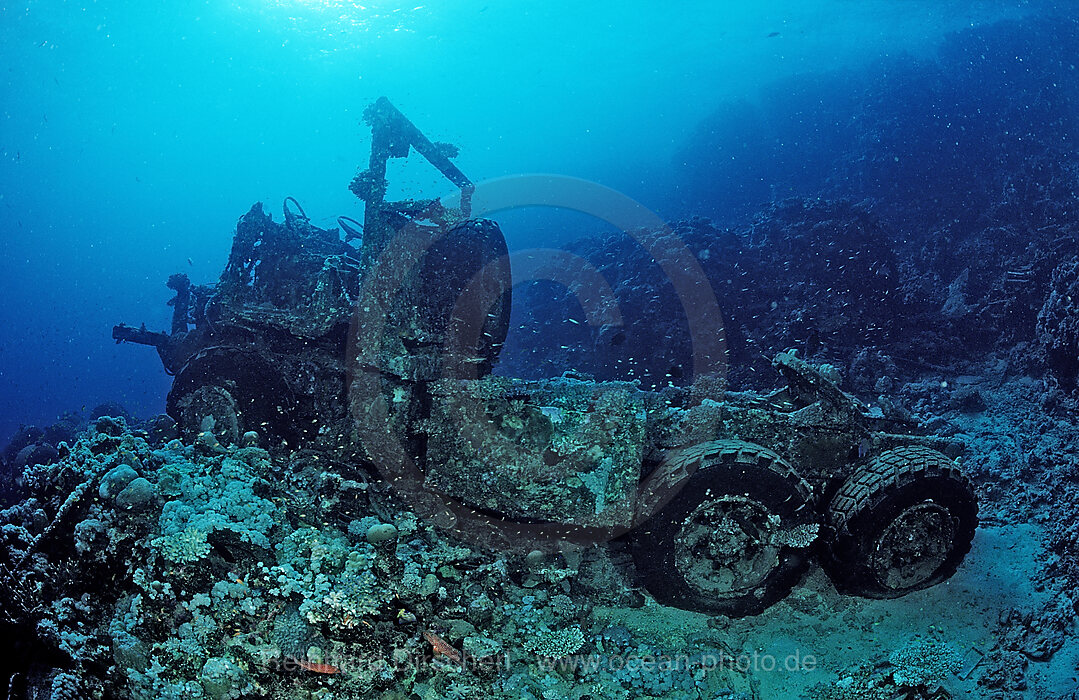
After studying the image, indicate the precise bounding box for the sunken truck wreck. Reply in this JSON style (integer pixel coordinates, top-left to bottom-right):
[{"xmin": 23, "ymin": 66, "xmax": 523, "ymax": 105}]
[{"xmin": 114, "ymin": 98, "xmax": 978, "ymax": 617}]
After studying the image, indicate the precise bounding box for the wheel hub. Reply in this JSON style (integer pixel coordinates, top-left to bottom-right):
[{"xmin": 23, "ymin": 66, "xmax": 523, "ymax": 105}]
[
  {"xmin": 870, "ymin": 500, "xmax": 957, "ymax": 590},
  {"xmin": 675, "ymin": 495, "xmax": 781, "ymax": 597},
  {"xmin": 178, "ymin": 385, "xmax": 241, "ymax": 446}
]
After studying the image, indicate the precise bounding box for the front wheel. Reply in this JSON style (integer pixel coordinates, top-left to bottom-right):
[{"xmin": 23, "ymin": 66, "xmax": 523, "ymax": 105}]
[
  {"xmin": 166, "ymin": 347, "xmax": 299, "ymax": 447},
  {"xmin": 173, "ymin": 384, "xmax": 241, "ymax": 446},
  {"xmin": 823, "ymin": 446, "xmax": 978, "ymax": 598},
  {"xmin": 630, "ymin": 440, "xmax": 817, "ymax": 617}
]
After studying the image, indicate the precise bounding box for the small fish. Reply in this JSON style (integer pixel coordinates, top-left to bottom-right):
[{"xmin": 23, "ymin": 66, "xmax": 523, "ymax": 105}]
[
  {"xmin": 767, "ymin": 31, "xmax": 780, "ymax": 38},
  {"xmin": 424, "ymin": 630, "xmax": 462, "ymax": 665},
  {"xmin": 291, "ymin": 657, "xmax": 340, "ymax": 674},
  {"xmin": 857, "ymin": 438, "xmax": 871, "ymax": 460},
  {"xmin": 187, "ymin": 258, "xmax": 193, "ymax": 266}
]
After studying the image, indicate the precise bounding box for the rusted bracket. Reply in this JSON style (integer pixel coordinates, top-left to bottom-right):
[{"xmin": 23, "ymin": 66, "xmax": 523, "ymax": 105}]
[
  {"xmin": 773, "ymin": 350, "xmax": 866, "ymax": 417},
  {"xmin": 351, "ymin": 97, "xmax": 475, "ymax": 260}
]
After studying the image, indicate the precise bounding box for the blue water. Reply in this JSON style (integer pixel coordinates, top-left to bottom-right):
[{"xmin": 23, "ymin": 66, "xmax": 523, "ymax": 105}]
[{"xmin": 0, "ymin": 0, "xmax": 1047, "ymax": 441}]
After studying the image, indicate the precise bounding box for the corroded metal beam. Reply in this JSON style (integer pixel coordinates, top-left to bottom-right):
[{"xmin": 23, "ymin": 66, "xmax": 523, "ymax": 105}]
[{"xmin": 352, "ymin": 97, "xmax": 474, "ymax": 262}]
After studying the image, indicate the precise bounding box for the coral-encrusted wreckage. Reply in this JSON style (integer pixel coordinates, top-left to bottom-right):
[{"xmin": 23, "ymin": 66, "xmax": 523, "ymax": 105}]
[
  {"xmin": 6, "ymin": 16, "xmax": 1079, "ymax": 698},
  {"xmin": 0, "ymin": 98, "xmax": 982, "ymax": 699}
]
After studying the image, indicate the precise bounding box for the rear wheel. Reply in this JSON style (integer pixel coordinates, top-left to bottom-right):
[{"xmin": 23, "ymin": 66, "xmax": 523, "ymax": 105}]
[
  {"xmin": 631, "ymin": 440, "xmax": 817, "ymax": 617},
  {"xmin": 823, "ymin": 446, "xmax": 978, "ymax": 598}
]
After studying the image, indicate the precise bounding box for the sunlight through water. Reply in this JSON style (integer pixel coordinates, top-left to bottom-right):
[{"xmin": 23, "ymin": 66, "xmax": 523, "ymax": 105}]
[{"xmin": 246, "ymin": 0, "xmax": 428, "ymax": 43}]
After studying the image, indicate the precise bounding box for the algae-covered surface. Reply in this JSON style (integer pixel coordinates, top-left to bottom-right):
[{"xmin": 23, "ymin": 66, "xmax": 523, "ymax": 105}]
[{"xmin": 4, "ymin": 369, "xmax": 1079, "ymax": 698}]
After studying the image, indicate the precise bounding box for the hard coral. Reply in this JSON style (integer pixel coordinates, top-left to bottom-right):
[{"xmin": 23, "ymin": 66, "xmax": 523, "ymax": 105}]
[
  {"xmin": 1037, "ymin": 257, "xmax": 1079, "ymax": 388},
  {"xmin": 888, "ymin": 639, "xmax": 962, "ymax": 688}
]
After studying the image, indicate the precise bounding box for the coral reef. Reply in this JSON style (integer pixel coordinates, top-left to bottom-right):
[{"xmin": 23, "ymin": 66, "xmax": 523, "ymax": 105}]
[
  {"xmin": 498, "ymin": 16, "xmax": 1079, "ymax": 395},
  {"xmin": 1, "ymin": 419, "xmax": 691, "ymax": 699},
  {"xmin": 1037, "ymin": 257, "xmax": 1079, "ymax": 388},
  {"xmin": 888, "ymin": 639, "xmax": 962, "ymax": 688},
  {"xmin": 500, "ymin": 199, "xmax": 940, "ymax": 392}
]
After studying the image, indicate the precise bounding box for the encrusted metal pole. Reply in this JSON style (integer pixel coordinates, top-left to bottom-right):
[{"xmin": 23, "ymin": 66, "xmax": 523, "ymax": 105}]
[
  {"xmin": 356, "ymin": 98, "xmax": 393, "ymax": 266},
  {"xmin": 351, "ymin": 96, "xmax": 475, "ymax": 270}
]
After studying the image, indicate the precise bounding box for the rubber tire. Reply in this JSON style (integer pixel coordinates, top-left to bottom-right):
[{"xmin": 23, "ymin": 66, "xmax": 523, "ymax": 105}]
[
  {"xmin": 174, "ymin": 384, "xmax": 241, "ymax": 446},
  {"xmin": 631, "ymin": 440, "xmax": 815, "ymax": 617},
  {"xmin": 166, "ymin": 347, "xmax": 298, "ymax": 445},
  {"xmin": 417, "ymin": 219, "xmax": 511, "ymax": 379},
  {"xmin": 823, "ymin": 446, "xmax": 978, "ymax": 598}
]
